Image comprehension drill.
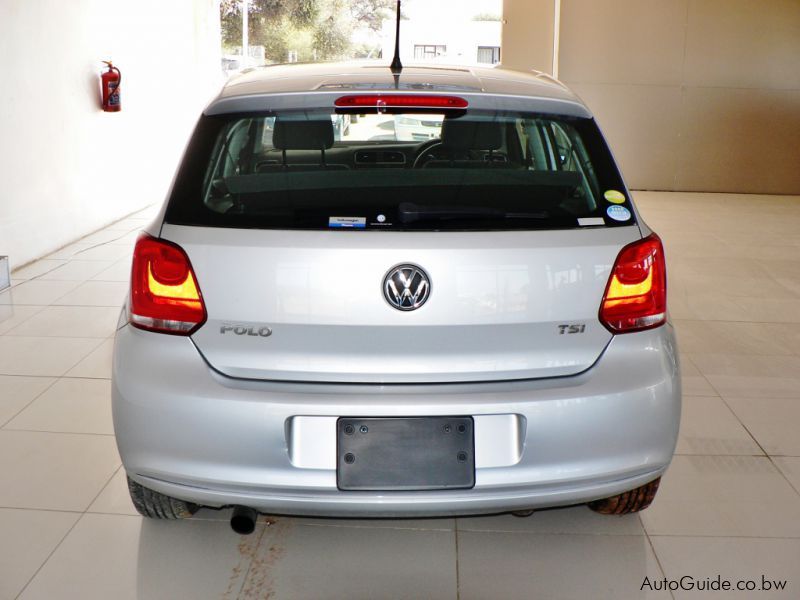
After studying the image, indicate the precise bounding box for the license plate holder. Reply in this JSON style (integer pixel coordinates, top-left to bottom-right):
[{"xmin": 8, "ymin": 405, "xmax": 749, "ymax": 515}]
[{"xmin": 336, "ymin": 417, "xmax": 475, "ymax": 491}]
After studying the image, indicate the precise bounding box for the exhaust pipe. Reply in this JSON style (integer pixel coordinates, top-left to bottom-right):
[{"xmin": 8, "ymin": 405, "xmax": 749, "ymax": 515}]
[{"xmin": 230, "ymin": 505, "xmax": 258, "ymax": 535}]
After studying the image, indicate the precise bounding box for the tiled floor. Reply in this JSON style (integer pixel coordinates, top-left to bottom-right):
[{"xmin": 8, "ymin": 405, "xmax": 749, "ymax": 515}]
[{"xmin": 1, "ymin": 193, "xmax": 800, "ymax": 599}]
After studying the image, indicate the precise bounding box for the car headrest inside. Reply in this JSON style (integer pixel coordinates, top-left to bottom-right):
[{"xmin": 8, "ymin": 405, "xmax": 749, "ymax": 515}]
[
  {"xmin": 440, "ymin": 119, "xmax": 503, "ymax": 151},
  {"xmin": 272, "ymin": 119, "xmax": 334, "ymax": 151}
]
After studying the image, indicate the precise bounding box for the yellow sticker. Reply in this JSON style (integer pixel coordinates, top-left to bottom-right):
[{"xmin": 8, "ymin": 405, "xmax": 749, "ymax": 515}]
[{"xmin": 604, "ymin": 190, "xmax": 626, "ymax": 204}]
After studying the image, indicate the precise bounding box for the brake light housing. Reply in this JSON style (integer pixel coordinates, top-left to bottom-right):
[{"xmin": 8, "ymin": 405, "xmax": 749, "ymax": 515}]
[
  {"xmin": 129, "ymin": 234, "xmax": 206, "ymax": 335},
  {"xmin": 599, "ymin": 233, "xmax": 667, "ymax": 334},
  {"xmin": 334, "ymin": 94, "xmax": 468, "ymax": 109}
]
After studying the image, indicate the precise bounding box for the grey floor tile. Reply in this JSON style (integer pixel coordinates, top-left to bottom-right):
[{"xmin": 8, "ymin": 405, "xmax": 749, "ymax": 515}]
[
  {"xmin": 64, "ymin": 338, "xmax": 114, "ymax": 379},
  {"xmin": 675, "ymin": 395, "xmax": 762, "ymax": 456},
  {"xmin": 735, "ymin": 297, "xmax": 800, "ymax": 324},
  {"xmin": 774, "ymin": 457, "xmax": 800, "ymax": 495},
  {"xmin": 52, "ymin": 281, "xmax": 128, "ymax": 308},
  {"xmin": 9, "ymin": 260, "xmax": 68, "ymax": 280},
  {"xmin": 69, "ymin": 244, "xmax": 132, "ymax": 262},
  {"xmin": 0, "ymin": 508, "xmax": 80, "ymax": 599},
  {"xmin": 44, "ymin": 243, "xmax": 94, "ymax": 261},
  {"xmin": 19, "ymin": 513, "xmax": 259, "ymax": 600},
  {"xmin": 5, "ymin": 306, "xmax": 120, "ymax": 338},
  {"xmin": 90, "ymin": 258, "xmax": 133, "ymax": 282},
  {"xmin": 239, "ymin": 520, "xmax": 457, "ymax": 599},
  {"xmin": 725, "ymin": 397, "xmax": 800, "ymax": 456},
  {"xmin": 640, "ymin": 455, "xmax": 800, "ymax": 537},
  {"xmin": 77, "ymin": 229, "xmax": 135, "ymax": 246},
  {"xmin": 688, "ymin": 353, "xmax": 800, "ymax": 399},
  {"xmin": 0, "ymin": 431, "xmax": 120, "ymax": 511},
  {"xmin": 0, "ymin": 375, "xmax": 56, "ymax": 426},
  {"xmin": 0, "ymin": 280, "xmax": 81, "ymax": 306},
  {"xmin": 36, "ymin": 260, "xmax": 115, "ymax": 282},
  {"xmin": 678, "ymin": 354, "xmax": 718, "ymax": 396},
  {"xmin": 650, "ymin": 536, "xmax": 800, "ymax": 599},
  {"xmin": 674, "ymin": 319, "xmax": 798, "ymax": 356},
  {"xmin": 0, "ymin": 336, "xmax": 104, "ymax": 376},
  {"xmin": 4, "ymin": 378, "xmax": 113, "ymax": 434},
  {"xmin": 457, "ymin": 531, "xmax": 668, "ymax": 600},
  {"xmin": 0, "ymin": 304, "xmax": 46, "ymax": 335}
]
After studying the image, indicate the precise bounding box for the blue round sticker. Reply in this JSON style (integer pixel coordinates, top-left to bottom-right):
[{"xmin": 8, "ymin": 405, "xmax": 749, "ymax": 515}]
[{"xmin": 606, "ymin": 205, "xmax": 632, "ymax": 222}]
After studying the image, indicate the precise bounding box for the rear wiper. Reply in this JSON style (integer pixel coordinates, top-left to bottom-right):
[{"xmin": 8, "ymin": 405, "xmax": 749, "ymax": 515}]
[{"xmin": 398, "ymin": 202, "xmax": 548, "ymax": 224}]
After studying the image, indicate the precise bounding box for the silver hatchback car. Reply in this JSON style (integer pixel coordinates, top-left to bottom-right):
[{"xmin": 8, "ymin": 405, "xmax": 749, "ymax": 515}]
[{"xmin": 112, "ymin": 62, "xmax": 680, "ymax": 532}]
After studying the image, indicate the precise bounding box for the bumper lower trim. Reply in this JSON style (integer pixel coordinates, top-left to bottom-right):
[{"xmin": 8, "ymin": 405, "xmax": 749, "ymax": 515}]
[{"xmin": 133, "ymin": 465, "xmax": 668, "ymax": 518}]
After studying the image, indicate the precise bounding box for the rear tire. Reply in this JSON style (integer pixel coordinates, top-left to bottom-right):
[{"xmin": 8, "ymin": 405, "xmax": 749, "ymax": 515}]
[
  {"xmin": 587, "ymin": 477, "xmax": 661, "ymax": 515},
  {"xmin": 127, "ymin": 476, "xmax": 199, "ymax": 519}
]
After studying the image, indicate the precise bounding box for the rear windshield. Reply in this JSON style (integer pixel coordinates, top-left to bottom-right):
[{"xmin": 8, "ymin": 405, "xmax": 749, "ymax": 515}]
[{"xmin": 165, "ymin": 107, "xmax": 635, "ymax": 231}]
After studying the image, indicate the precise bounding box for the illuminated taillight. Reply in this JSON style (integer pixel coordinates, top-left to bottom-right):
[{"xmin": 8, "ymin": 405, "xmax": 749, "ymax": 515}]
[
  {"xmin": 334, "ymin": 94, "xmax": 468, "ymax": 109},
  {"xmin": 129, "ymin": 234, "xmax": 206, "ymax": 335},
  {"xmin": 599, "ymin": 233, "xmax": 667, "ymax": 333}
]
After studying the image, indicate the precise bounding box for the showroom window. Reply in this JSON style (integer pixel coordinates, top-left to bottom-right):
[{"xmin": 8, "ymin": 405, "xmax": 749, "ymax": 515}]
[
  {"xmin": 413, "ymin": 44, "xmax": 446, "ymax": 60},
  {"xmin": 477, "ymin": 46, "xmax": 500, "ymax": 64}
]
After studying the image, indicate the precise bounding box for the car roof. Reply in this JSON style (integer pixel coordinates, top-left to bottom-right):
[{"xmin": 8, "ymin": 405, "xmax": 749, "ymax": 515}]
[{"xmin": 207, "ymin": 61, "xmax": 592, "ymax": 118}]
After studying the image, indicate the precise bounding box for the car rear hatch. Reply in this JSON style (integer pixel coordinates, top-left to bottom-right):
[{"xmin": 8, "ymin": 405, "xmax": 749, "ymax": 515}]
[
  {"xmin": 162, "ymin": 224, "xmax": 640, "ymax": 383},
  {"xmin": 158, "ymin": 96, "xmax": 643, "ymax": 383}
]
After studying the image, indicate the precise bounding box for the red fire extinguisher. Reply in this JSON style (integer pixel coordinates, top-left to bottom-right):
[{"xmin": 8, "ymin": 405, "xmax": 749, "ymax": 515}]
[{"xmin": 101, "ymin": 61, "xmax": 121, "ymax": 112}]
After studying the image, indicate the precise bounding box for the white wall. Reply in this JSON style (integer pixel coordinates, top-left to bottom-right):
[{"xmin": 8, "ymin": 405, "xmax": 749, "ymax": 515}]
[
  {"xmin": 381, "ymin": 18, "xmax": 501, "ymax": 66},
  {"xmin": 0, "ymin": 0, "xmax": 222, "ymax": 270}
]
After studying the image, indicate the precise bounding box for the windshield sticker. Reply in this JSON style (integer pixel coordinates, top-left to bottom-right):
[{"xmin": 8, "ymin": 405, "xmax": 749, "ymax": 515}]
[
  {"xmin": 578, "ymin": 217, "xmax": 605, "ymax": 227},
  {"xmin": 606, "ymin": 205, "xmax": 632, "ymax": 222},
  {"xmin": 329, "ymin": 216, "xmax": 366, "ymax": 229},
  {"xmin": 604, "ymin": 190, "xmax": 626, "ymax": 204},
  {"xmin": 370, "ymin": 213, "xmax": 392, "ymax": 226}
]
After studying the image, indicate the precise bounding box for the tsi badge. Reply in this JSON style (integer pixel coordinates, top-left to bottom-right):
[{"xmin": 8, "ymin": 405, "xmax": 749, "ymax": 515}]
[
  {"xmin": 220, "ymin": 324, "xmax": 272, "ymax": 337},
  {"xmin": 558, "ymin": 324, "xmax": 586, "ymax": 335}
]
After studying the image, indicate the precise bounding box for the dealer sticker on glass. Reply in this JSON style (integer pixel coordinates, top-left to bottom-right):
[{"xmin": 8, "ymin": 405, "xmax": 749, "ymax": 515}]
[
  {"xmin": 606, "ymin": 205, "xmax": 632, "ymax": 222},
  {"xmin": 329, "ymin": 216, "xmax": 366, "ymax": 228},
  {"xmin": 604, "ymin": 190, "xmax": 626, "ymax": 204}
]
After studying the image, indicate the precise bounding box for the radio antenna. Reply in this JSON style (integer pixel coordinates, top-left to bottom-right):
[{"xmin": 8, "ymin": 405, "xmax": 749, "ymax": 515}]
[{"xmin": 389, "ymin": 0, "xmax": 402, "ymax": 74}]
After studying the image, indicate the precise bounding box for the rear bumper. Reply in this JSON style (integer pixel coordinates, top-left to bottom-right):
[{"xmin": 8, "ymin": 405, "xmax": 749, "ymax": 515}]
[{"xmin": 112, "ymin": 324, "xmax": 681, "ymax": 517}]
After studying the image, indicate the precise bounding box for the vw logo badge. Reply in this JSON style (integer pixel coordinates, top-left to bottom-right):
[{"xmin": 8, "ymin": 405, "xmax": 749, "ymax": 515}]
[{"xmin": 383, "ymin": 264, "xmax": 431, "ymax": 311}]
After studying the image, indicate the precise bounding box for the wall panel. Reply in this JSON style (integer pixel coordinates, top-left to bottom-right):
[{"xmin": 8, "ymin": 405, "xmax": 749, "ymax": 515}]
[{"xmin": 510, "ymin": 0, "xmax": 800, "ymax": 193}]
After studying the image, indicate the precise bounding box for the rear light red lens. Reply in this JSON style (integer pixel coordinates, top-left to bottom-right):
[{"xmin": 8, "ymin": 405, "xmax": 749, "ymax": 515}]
[
  {"xmin": 334, "ymin": 94, "xmax": 468, "ymax": 109},
  {"xmin": 129, "ymin": 234, "xmax": 206, "ymax": 335},
  {"xmin": 599, "ymin": 233, "xmax": 667, "ymax": 333}
]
